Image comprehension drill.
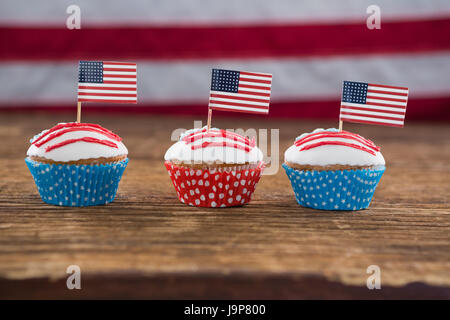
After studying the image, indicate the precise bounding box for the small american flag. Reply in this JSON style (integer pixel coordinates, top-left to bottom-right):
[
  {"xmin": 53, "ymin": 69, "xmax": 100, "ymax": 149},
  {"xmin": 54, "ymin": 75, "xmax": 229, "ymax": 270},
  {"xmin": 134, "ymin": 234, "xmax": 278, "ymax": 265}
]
[
  {"xmin": 209, "ymin": 68, "xmax": 272, "ymax": 114},
  {"xmin": 77, "ymin": 61, "xmax": 137, "ymax": 104},
  {"xmin": 340, "ymin": 81, "xmax": 408, "ymax": 127}
]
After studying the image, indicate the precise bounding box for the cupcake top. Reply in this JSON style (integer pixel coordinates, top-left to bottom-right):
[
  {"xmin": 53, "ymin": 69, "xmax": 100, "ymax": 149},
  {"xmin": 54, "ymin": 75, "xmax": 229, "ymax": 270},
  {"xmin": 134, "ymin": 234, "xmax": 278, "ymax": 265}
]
[
  {"xmin": 285, "ymin": 128, "xmax": 385, "ymax": 167},
  {"xmin": 27, "ymin": 122, "xmax": 128, "ymax": 162},
  {"xmin": 164, "ymin": 127, "xmax": 263, "ymax": 164}
]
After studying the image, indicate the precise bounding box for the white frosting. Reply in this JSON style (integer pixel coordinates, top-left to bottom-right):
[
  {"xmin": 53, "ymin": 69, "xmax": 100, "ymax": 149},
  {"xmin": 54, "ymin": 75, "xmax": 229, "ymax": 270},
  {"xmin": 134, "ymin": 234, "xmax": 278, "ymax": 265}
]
[
  {"xmin": 285, "ymin": 128, "xmax": 385, "ymax": 167},
  {"xmin": 165, "ymin": 127, "xmax": 263, "ymax": 164},
  {"xmin": 27, "ymin": 123, "xmax": 128, "ymax": 162}
]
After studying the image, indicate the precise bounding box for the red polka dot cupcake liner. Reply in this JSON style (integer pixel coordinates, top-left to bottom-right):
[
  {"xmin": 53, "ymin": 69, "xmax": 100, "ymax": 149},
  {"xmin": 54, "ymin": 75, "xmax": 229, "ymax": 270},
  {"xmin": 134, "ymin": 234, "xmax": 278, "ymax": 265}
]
[{"xmin": 165, "ymin": 161, "xmax": 264, "ymax": 207}]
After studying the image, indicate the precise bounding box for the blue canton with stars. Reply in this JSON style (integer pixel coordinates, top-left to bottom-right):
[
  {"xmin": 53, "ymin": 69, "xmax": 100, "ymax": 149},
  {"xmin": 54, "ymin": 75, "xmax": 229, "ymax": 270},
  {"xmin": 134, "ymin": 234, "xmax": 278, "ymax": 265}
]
[
  {"xmin": 78, "ymin": 61, "xmax": 103, "ymax": 83},
  {"xmin": 342, "ymin": 81, "xmax": 368, "ymax": 104},
  {"xmin": 211, "ymin": 69, "xmax": 240, "ymax": 93}
]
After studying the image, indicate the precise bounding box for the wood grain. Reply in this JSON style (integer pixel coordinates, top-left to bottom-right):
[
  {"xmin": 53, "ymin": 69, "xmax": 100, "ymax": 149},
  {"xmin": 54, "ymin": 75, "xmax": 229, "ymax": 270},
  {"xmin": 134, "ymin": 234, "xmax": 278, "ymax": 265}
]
[{"xmin": 0, "ymin": 112, "xmax": 449, "ymax": 299}]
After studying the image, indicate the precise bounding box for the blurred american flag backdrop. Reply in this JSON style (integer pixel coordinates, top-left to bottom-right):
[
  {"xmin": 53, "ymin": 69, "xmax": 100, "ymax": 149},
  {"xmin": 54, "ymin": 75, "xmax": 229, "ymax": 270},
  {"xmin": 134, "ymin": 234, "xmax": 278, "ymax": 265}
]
[{"xmin": 1, "ymin": 0, "xmax": 450, "ymax": 120}]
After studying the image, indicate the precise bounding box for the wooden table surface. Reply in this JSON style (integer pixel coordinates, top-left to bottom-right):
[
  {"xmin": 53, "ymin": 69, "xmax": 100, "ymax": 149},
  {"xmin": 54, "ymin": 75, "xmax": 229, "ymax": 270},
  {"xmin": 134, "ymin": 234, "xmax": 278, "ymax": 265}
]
[{"xmin": 0, "ymin": 112, "xmax": 449, "ymax": 299}]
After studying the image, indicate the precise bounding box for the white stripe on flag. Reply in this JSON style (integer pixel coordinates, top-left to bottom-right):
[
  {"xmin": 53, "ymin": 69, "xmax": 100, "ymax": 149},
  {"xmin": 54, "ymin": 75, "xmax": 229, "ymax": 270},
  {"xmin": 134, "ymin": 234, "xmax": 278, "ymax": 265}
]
[
  {"xmin": 209, "ymin": 103, "xmax": 268, "ymax": 114},
  {"xmin": 365, "ymin": 98, "xmax": 407, "ymax": 106},
  {"xmin": 209, "ymin": 97, "xmax": 269, "ymax": 106},
  {"xmin": 78, "ymin": 83, "xmax": 137, "ymax": 88},
  {"xmin": 210, "ymin": 91, "xmax": 270, "ymax": 100},
  {"xmin": 103, "ymin": 71, "xmax": 137, "ymax": 76},
  {"xmin": 340, "ymin": 114, "xmax": 404, "ymax": 126},
  {"xmin": 78, "ymin": 95, "xmax": 137, "ymax": 101},
  {"xmin": 367, "ymin": 85, "xmax": 409, "ymax": 94},
  {"xmin": 341, "ymin": 102, "xmax": 406, "ymax": 113},
  {"xmin": 340, "ymin": 107, "xmax": 405, "ymax": 119},
  {"xmin": 78, "ymin": 89, "xmax": 137, "ymax": 94}
]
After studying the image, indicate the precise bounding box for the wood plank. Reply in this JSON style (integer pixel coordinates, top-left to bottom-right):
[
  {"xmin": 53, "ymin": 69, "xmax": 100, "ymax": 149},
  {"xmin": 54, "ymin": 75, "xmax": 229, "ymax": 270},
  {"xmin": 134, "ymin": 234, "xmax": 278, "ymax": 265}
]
[{"xmin": 0, "ymin": 112, "xmax": 449, "ymax": 298}]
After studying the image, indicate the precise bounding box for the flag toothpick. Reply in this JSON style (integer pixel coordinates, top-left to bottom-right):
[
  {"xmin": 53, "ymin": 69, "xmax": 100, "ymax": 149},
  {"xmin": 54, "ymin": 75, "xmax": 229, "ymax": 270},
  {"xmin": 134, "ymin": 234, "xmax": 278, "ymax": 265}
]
[
  {"xmin": 206, "ymin": 68, "xmax": 272, "ymax": 129},
  {"xmin": 339, "ymin": 81, "xmax": 409, "ymax": 128},
  {"xmin": 76, "ymin": 60, "xmax": 138, "ymax": 123}
]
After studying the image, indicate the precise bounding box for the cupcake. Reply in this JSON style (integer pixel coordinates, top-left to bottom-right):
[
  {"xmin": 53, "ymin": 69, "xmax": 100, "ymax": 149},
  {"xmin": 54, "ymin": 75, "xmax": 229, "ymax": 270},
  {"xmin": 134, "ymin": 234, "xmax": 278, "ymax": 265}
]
[
  {"xmin": 25, "ymin": 122, "xmax": 129, "ymax": 207},
  {"xmin": 164, "ymin": 127, "xmax": 264, "ymax": 207},
  {"xmin": 283, "ymin": 128, "xmax": 385, "ymax": 211}
]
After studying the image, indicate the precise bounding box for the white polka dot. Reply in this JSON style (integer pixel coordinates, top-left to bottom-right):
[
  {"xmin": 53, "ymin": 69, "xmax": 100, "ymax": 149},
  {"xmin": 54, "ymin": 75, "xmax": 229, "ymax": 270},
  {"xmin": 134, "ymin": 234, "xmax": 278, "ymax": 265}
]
[
  {"xmin": 209, "ymin": 193, "xmax": 215, "ymax": 199},
  {"xmin": 211, "ymin": 201, "xmax": 217, "ymax": 207},
  {"xmin": 219, "ymin": 193, "xmax": 225, "ymax": 199}
]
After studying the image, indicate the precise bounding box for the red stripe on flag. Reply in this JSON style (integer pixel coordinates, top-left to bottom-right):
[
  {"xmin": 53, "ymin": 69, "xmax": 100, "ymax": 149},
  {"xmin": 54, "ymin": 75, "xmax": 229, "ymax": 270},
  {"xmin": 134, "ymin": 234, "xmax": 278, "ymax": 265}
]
[
  {"xmin": 103, "ymin": 74, "xmax": 136, "ymax": 79},
  {"xmin": 209, "ymin": 100, "xmax": 269, "ymax": 110},
  {"xmin": 77, "ymin": 98, "xmax": 137, "ymax": 103},
  {"xmin": 340, "ymin": 117, "xmax": 404, "ymax": 128},
  {"xmin": 209, "ymin": 106, "xmax": 268, "ymax": 115},
  {"xmin": 78, "ymin": 92, "xmax": 137, "ymax": 97},
  {"xmin": 340, "ymin": 105, "xmax": 406, "ymax": 116},
  {"xmin": 240, "ymin": 71, "xmax": 272, "ymax": 78},
  {"xmin": 103, "ymin": 81, "xmax": 137, "ymax": 85},
  {"xmin": 239, "ymin": 77, "xmax": 272, "ymax": 85},
  {"xmin": 237, "ymin": 90, "xmax": 271, "ymax": 97},
  {"xmin": 210, "ymin": 94, "xmax": 269, "ymax": 104},
  {"xmin": 365, "ymin": 101, "xmax": 407, "ymax": 109},
  {"xmin": 103, "ymin": 68, "xmax": 136, "ymax": 72},
  {"xmin": 238, "ymin": 84, "xmax": 271, "ymax": 91},
  {"xmin": 368, "ymin": 83, "xmax": 409, "ymax": 91},
  {"xmin": 103, "ymin": 61, "xmax": 136, "ymax": 66},
  {"xmin": 2, "ymin": 18, "xmax": 450, "ymax": 60},
  {"xmin": 366, "ymin": 95, "xmax": 408, "ymax": 103},
  {"xmin": 340, "ymin": 111, "xmax": 404, "ymax": 122},
  {"xmin": 78, "ymin": 86, "xmax": 137, "ymax": 91},
  {"xmin": 367, "ymin": 89, "xmax": 408, "ymax": 97}
]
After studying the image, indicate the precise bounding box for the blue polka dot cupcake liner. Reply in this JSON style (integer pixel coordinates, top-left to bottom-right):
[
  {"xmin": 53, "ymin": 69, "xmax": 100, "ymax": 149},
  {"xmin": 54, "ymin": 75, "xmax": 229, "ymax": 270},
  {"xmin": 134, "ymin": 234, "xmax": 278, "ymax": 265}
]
[
  {"xmin": 282, "ymin": 163, "xmax": 385, "ymax": 211},
  {"xmin": 25, "ymin": 158, "xmax": 128, "ymax": 207}
]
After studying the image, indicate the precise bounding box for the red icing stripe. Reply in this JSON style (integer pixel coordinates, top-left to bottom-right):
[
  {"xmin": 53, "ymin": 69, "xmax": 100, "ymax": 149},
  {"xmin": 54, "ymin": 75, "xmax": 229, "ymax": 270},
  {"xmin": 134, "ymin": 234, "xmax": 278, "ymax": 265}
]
[
  {"xmin": 45, "ymin": 137, "xmax": 118, "ymax": 153},
  {"xmin": 182, "ymin": 129, "xmax": 256, "ymax": 152},
  {"xmin": 295, "ymin": 132, "xmax": 380, "ymax": 152},
  {"xmin": 183, "ymin": 131, "xmax": 250, "ymax": 146},
  {"xmin": 295, "ymin": 130, "xmax": 379, "ymax": 150},
  {"xmin": 34, "ymin": 127, "xmax": 122, "ymax": 147},
  {"xmin": 183, "ymin": 129, "xmax": 253, "ymax": 145},
  {"xmin": 190, "ymin": 141, "xmax": 251, "ymax": 153},
  {"xmin": 299, "ymin": 141, "xmax": 376, "ymax": 156},
  {"xmin": 32, "ymin": 122, "xmax": 120, "ymax": 145}
]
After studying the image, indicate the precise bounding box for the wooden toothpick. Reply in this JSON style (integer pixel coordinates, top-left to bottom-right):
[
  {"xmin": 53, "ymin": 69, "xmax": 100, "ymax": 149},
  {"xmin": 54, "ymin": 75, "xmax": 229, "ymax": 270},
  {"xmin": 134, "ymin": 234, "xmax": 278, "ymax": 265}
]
[
  {"xmin": 77, "ymin": 101, "xmax": 82, "ymax": 123},
  {"xmin": 207, "ymin": 108, "xmax": 212, "ymax": 131}
]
